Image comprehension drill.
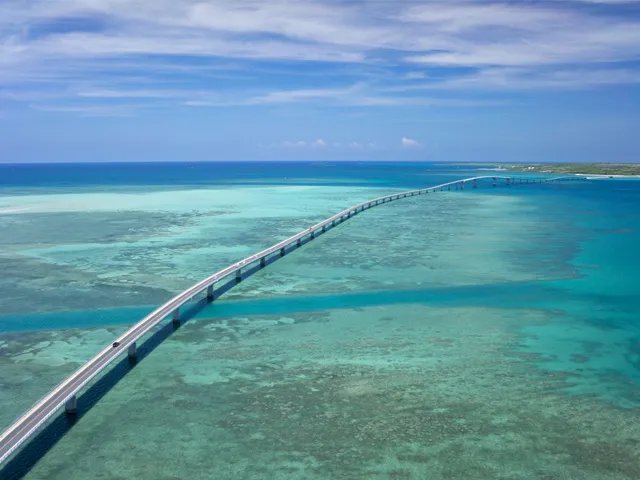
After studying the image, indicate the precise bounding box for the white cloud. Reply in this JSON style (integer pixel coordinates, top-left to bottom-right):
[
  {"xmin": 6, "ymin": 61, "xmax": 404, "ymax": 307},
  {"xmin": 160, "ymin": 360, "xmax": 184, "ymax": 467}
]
[
  {"xmin": 402, "ymin": 4, "xmax": 640, "ymax": 68},
  {"xmin": 401, "ymin": 137, "xmax": 421, "ymax": 148},
  {"xmin": 282, "ymin": 140, "xmax": 307, "ymax": 148},
  {"xmin": 182, "ymin": 83, "xmax": 504, "ymax": 108},
  {"xmin": 278, "ymin": 139, "xmax": 377, "ymax": 149},
  {"xmin": 255, "ymin": 84, "xmax": 363, "ymax": 104},
  {"xmin": 403, "ymin": 72, "xmax": 428, "ymax": 80},
  {"xmin": 78, "ymin": 89, "xmax": 199, "ymax": 99},
  {"xmin": 3, "ymin": 1, "xmax": 639, "ymax": 72},
  {"xmin": 1, "ymin": 0, "xmax": 640, "ymax": 115},
  {"xmin": 387, "ymin": 67, "xmax": 640, "ymax": 92},
  {"xmin": 29, "ymin": 104, "xmax": 135, "ymax": 117},
  {"xmin": 341, "ymin": 141, "xmax": 378, "ymax": 149}
]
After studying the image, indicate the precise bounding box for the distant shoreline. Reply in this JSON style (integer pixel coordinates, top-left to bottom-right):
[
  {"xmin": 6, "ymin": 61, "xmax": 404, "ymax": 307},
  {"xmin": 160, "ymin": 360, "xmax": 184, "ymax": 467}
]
[
  {"xmin": 575, "ymin": 174, "xmax": 640, "ymax": 179},
  {"xmin": 506, "ymin": 163, "xmax": 640, "ymax": 177}
]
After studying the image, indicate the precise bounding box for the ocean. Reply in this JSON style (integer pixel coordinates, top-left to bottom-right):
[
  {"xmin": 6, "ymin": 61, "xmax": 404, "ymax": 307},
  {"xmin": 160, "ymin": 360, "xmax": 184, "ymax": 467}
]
[{"xmin": 0, "ymin": 162, "xmax": 639, "ymax": 479}]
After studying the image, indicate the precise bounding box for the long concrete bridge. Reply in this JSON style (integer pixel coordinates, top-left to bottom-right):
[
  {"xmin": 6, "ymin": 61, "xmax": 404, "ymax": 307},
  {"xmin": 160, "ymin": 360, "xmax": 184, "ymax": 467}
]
[{"xmin": 0, "ymin": 174, "xmax": 579, "ymax": 467}]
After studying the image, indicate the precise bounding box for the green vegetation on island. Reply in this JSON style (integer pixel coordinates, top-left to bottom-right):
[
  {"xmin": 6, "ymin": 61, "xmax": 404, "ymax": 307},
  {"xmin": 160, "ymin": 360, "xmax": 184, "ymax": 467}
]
[{"xmin": 506, "ymin": 163, "xmax": 640, "ymax": 176}]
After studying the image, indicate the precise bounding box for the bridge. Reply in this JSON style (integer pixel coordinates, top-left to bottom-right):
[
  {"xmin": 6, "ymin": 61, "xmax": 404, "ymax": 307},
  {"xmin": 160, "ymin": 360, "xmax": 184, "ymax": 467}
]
[{"xmin": 0, "ymin": 174, "xmax": 579, "ymax": 468}]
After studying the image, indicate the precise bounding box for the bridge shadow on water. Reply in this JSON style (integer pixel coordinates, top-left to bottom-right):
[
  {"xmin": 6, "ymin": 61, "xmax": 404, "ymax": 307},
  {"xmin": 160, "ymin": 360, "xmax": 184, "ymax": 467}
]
[{"xmin": 0, "ymin": 235, "xmax": 316, "ymax": 479}]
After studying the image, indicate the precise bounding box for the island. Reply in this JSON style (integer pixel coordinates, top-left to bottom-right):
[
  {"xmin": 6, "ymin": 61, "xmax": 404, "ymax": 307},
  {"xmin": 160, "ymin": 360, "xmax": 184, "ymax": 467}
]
[{"xmin": 505, "ymin": 163, "xmax": 640, "ymax": 177}]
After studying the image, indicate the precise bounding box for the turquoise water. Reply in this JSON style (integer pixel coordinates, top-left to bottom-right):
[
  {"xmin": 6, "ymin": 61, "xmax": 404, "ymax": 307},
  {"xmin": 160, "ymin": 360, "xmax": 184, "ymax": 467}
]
[{"xmin": 0, "ymin": 163, "xmax": 639, "ymax": 479}]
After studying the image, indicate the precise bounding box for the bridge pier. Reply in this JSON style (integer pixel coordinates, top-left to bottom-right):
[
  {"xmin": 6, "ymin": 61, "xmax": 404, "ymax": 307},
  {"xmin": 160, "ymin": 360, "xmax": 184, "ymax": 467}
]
[
  {"xmin": 297, "ymin": 238, "xmax": 302, "ymax": 247},
  {"xmin": 310, "ymin": 231, "xmax": 315, "ymax": 239},
  {"xmin": 236, "ymin": 269, "xmax": 242, "ymax": 283},
  {"xmin": 172, "ymin": 308, "xmax": 180, "ymax": 325},
  {"xmin": 280, "ymin": 247, "xmax": 285, "ymax": 257},
  {"xmin": 493, "ymin": 177, "xmax": 497, "ymax": 187},
  {"xmin": 65, "ymin": 396, "xmax": 77, "ymax": 415},
  {"xmin": 207, "ymin": 285, "xmax": 214, "ymax": 301},
  {"xmin": 260, "ymin": 257, "xmax": 266, "ymax": 268},
  {"xmin": 128, "ymin": 342, "xmax": 137, "ymax": 359},
  {"xmin": 473, "ymin": 179, "xmax": 477, "ymax": 188},
  {"xmin": 460, "ymin": 181, "xmax": 464, "ymax": 190}
]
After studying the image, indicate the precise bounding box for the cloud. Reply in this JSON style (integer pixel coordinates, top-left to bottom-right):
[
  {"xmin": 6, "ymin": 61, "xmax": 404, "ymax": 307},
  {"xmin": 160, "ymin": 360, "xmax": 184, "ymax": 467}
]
[
  {"xmin": 278, "ymin": 139, "xmax": 377, "ymax": 149},
  {"xmin": 282, "ymin": 140, "xmax": 307, "ymax": 148},
  {"xmin": 254, "ymin": 85, "xmax": 363, "ymax": 104},
  {"xmin": 2, "ymin": 0, "xmax": 640, "ymax": 116},
  {"xmin": 401, "ymin": 137, "xmax": 421, "ymax": 148},
  {"xmin": 387, "ymin": 67, "xmax": 640, "ymax": 92},
  {"xmin": 401, "ymin": 4, "xmax": 640, "ymax": 68},
  {"xmin": 403, "ymin": 72, "xmax": 428, "ymax": 80},
  {"xmin": 4, "ymin": 1, "xmax": 640, "ymax": 72},
  {"xmin": 182, "ymin": 83, "xmax": 504, "ymax": 108},
  {"xmin": 29, "ymin": 104, "xmax": 135, "ymax": 117}
]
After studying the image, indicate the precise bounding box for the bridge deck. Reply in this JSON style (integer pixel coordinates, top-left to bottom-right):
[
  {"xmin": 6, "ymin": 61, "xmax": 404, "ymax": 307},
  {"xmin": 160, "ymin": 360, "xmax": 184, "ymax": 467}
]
[{"xmin": 0, "ymin": 175, "xmax": 579, "ymax": 466}]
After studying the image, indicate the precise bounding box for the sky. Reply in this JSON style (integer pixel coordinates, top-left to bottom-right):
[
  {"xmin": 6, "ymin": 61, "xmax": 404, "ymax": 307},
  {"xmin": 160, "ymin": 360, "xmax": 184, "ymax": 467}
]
[{"xmin": 1, "ymin": 0, "xmax": 640, "ymax": 163}]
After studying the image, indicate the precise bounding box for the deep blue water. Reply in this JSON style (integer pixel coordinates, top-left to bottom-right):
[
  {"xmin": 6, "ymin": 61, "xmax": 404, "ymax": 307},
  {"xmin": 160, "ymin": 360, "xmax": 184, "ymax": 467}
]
[{"xmin": 0, "ymin": 161, "xmax": 493, "ymax": 189}]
